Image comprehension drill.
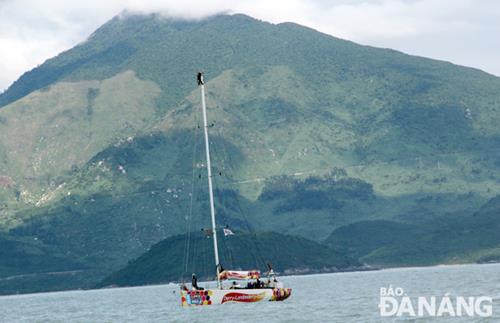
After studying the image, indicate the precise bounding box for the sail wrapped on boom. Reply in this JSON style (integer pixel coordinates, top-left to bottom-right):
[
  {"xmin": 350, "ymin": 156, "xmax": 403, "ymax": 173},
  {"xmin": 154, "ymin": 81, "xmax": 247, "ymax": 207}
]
[{"xmin": 219, "ymin": 270, "xmax": 260, "ymax": 280}]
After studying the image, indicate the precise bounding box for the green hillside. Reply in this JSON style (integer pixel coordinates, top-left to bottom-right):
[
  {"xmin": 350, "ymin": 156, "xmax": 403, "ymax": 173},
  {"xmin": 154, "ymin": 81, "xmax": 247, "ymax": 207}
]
[
  {"xmin": 0, "ymin": 232, "xmax": 105, "ymax": 295},
  {"xmin": 0, "ymin": 13, "xmax": 499, "ymax": 294},
  {"xmin": 98, "ymin": 231, "xmax": 359, "ymax": 288},
  {"xmin": 325, "ymin": 195, "xmax": 500, "ymax": 266}
]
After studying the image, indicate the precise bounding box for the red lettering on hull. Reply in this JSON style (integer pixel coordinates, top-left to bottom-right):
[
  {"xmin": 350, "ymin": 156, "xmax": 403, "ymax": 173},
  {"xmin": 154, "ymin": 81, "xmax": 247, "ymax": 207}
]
[{"xmin": 221, "ymin": 292, "xmax": 266, "ymax": 304}]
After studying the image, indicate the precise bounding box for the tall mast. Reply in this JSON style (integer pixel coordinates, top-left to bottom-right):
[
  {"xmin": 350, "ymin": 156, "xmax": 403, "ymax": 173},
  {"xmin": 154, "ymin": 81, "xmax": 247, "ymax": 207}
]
[{"xmin": 200, "ymin": 80, "xmax": 221, "ymax": 289}]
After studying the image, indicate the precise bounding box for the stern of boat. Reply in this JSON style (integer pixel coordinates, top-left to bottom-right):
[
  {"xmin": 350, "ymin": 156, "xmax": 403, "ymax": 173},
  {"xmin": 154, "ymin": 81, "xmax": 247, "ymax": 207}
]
[
  {"xmin": 270, "ymin": 287, "xmax": 292, "ymax": 301},
  {"xmin": 181, "ymin": 290, "xmax": 214, "ymax": 306}
]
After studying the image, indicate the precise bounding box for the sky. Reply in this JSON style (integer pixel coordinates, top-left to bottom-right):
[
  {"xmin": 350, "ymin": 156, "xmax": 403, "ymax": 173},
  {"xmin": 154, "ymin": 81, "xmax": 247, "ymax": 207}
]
[{"xmin": 1, "ymin": 0, "xmax": 500, "ymax": 92}]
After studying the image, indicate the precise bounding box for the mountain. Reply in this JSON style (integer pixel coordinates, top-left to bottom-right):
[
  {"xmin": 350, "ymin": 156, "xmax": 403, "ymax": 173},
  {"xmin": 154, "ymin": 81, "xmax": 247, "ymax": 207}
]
[
  {"xmin": 0, "ymin": 13, "xmax": 500, "ymax": 294},
  {"xmin": 97, "ymin": 231, "xmax": 359, "ymax": 288}
]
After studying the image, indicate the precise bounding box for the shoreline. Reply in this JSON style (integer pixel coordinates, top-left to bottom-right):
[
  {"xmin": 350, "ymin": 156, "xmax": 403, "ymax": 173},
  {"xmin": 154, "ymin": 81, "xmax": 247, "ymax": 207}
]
[{"xmin": 3, "ymin": 261, "xmax": 500, "ymax": 298}]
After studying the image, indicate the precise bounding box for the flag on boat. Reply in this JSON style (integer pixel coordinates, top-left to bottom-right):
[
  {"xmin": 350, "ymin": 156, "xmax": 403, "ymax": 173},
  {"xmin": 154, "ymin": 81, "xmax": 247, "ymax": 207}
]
[
  {"xmin": 223, "ymin": 228, "xmax": 234, "ymax": 236},
  {"xmin": 219, "ymin": 270, "xmax": 260, "ymax": 280}
]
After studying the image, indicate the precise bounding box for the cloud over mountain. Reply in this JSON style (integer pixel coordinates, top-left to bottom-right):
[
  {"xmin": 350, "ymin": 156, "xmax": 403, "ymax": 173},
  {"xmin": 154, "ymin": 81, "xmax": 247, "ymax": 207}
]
[{"xmin": 1, "ymin": 0, "xmax": 499, "ymax": 91}]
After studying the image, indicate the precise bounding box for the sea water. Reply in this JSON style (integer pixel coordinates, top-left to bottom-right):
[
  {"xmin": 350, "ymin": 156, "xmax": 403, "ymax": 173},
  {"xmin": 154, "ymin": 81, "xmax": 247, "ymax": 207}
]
[{"xmin": 1, "ymin": 263, "xmax": 499, "ymax": 322}]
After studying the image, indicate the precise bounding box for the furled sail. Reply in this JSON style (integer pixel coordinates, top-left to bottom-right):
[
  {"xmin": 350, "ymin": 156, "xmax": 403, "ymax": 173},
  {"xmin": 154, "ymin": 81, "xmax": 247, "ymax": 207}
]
[{"xmin": 219, "ymin": 270, "xmax": 260, "ymax": 280}]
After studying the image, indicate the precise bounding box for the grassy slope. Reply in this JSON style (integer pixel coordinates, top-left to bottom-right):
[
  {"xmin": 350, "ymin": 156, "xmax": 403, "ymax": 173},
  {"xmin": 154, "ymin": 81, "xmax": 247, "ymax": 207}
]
[{"xmin": 0, "ymin": 71, "xmax": 161, "ymax": 225}]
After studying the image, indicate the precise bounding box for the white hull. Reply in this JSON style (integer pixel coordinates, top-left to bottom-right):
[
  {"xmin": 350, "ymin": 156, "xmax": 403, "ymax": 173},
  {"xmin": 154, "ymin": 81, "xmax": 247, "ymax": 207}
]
[{"xmin": 181, "ymin": 288, "xmax": 292, "ymax": 306}]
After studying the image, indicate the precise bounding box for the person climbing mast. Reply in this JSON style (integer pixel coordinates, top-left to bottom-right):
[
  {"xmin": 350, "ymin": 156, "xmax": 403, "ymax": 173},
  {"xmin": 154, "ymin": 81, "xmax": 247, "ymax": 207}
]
[{"xmin": 197, "ymin": 71, "xmax": 204, "ymax": 85}]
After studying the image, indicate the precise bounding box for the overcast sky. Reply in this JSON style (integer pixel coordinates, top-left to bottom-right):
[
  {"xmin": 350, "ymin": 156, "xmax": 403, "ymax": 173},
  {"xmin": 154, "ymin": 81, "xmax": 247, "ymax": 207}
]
[{"xmin": 1, "ymin": 0, "xmax": 499, "ymax": 92}]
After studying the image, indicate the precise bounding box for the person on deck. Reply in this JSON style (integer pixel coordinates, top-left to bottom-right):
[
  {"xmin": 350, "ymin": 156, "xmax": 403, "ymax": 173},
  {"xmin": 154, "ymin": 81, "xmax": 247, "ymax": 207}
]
[
  {"xmin": 230, "ymin": 281, "xmax": 241, "ymax": 289},
  {"xmin": 197, "ymin": 72, "xmax": 204, "ymax": 86},
  {"xmin": 192, "ymin": 273, "xmax": 203, "ymax": 290}
]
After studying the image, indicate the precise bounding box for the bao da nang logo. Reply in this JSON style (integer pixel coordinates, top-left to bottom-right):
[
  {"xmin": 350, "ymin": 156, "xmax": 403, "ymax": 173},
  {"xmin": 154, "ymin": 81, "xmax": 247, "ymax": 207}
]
[{"xmin": 379, "ymin": 286, "xmax": 493, "ymax": 317}]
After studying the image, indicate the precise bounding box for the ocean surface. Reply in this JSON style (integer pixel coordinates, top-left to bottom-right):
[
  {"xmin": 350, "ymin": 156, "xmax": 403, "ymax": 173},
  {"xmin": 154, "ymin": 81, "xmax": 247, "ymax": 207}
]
[{"xmin": 1, "ymin": 263, "xmax": 499, "ymax": 322}]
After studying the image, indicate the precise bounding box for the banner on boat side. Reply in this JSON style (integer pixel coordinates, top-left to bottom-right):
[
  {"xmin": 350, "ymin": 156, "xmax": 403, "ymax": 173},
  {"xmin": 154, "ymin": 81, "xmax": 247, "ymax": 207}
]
[
  {"xmin": 181, "ymin": 290, "xmax": 213, "ymax": 306},
  {"xmin": 221, "ymin": 291, "xmax": 266, "ymax": 304},
  {"xmin": 219, "ymin": 270, "xmax": 260, "ymax": 280}
]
